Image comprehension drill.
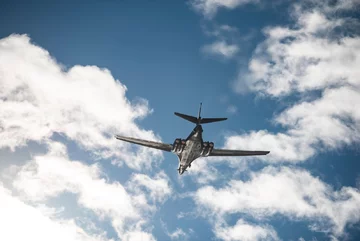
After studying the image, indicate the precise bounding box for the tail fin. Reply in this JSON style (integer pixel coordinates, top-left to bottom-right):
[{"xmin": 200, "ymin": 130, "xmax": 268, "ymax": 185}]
[
  {"xmin": 174, "ymin": 103, "xmax": 227, "ymax": 125},
  {"xmin": 198, "ymin": 102, "xmax": 202, "ymax": 119}
]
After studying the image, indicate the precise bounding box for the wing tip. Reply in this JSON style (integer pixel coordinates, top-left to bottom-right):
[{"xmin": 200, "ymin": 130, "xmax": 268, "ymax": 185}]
[{"xmin": 114, "ymin": 134, "xmax": 126, "ymax": 140}]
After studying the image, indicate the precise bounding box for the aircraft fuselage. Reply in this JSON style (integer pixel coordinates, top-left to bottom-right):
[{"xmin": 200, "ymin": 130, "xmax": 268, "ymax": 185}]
[
  {"xmin": 115, "ymin": 103, "xmax": 270, "ymax": 175},
  {"xmin": 175, "ymin": 124, "xmax": 209, "ymax": 175}
]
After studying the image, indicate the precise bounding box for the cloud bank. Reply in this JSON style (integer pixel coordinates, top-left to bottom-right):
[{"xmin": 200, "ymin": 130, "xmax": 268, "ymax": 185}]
[
  {"xmin": 0, "ymin": 183, "xmax": 110, "ymax": 241},
  {"xmin": 227, "ymin": 0, "xmax": 360, "ymax": 163},
  {"xmin": 195, "ymin": 166, "xmax": 360, "ymax": 237},
  {"xmin": 0, "ymin": 34, "xmax": 164, "ymax": 170},
  {"xmin": 4, "ymin": 141, "xmax": 171, "ymax": 241},
  {"xmin": 190, "ymin": 0, "xmax": 360, "ymax": 239},
  {"xmin": 0, "ymin": 34, "xmax": 172, "ymax": 241}
]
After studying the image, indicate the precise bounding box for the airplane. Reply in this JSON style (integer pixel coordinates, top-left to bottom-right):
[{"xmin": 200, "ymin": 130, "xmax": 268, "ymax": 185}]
[{"xmin": 115, "ymin": 103, "xmax": 270, "ymax": 175}]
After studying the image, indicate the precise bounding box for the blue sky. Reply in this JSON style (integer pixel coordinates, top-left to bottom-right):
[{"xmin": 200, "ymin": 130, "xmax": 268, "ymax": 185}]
[{"xmin": 0, "ymin": 0, "xmax": 360, "ymax": 241}]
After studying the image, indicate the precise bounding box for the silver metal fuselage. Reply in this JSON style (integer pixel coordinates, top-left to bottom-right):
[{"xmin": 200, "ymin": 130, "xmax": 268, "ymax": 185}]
[{"xmin": 177, "ymin": 125, "xmax": 204, "ymax": 175}]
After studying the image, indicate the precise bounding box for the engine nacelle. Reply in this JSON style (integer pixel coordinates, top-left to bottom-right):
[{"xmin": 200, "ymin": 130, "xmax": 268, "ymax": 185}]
[
  {"xmin": 171, "ymin": 138, "xmax": 186, "ymax": 154},
  {"xmin": 200, "ymin": 141, "xmax": 214, "ymax": 157}
]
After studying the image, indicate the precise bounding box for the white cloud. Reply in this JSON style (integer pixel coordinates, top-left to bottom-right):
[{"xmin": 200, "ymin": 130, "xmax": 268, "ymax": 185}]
[
  {"xmin": 203, "ymin": 24, "xmax": 239, "ymax": 38},
  {"xmin": 194, "ymin": 166, "xmax": 360, "ymax": 236},
  {"xmin": 202, "ymin": 40, "xmax": 239, "ymax": 59},
  {"xmin": 242, "ymin": 24, "xmax": 360, "ymax": 96},
  {"xmin": 200, "ymin": 24, "xmax": 243, "ymax": 61},
  {"xmin": 187, "ymin": 158, "xmax": 220, "ymax": 184},
  {"xmin": 0, "ymin": 34, "xmax": 163, "ymax": 170},
  {"xmin": 127, "ymin": 171, "xmax": 172, "ymax": 203},
  {"xmin": 224, "ymin": 130, "xmax": 314, "ymax": 163},
  {"xmin": 0, "ymin": 34, "xmax": 177, "ymax": 240},
  {"xmin": 122, "ymin": 231, "xmax": 156, "ymax": 241},
  {"xmin": 160, "ymin": 219, "xmax": 190, "ymax": 240},
  {"xmin": 190, "ymin": 0, "xmax": 259, "ymax": 18},
  {"xmin": 215, "ymin": 219, "xmax": 279, "ymax": 241},
  {"xmin": 226, "ymin": 105, "xmax": 238, "ymax": 114},
  {"xmin": 226, "ymin": 0, "xmax": 360, "ymax": 163},
  {"xmin": 235, "ymin": 1, "xmax": 360, "ymax": 96},
  {"xmin": 192, "ymin": 0, "xmax": 360, "ymax": 239},
  {"xmin": 0, "ymin": 183, "xmax": 111, "ymax": 241},
  {"xmin": 223, "ymin": 89, "xmax": 360, "ymax": 163},
  {"xmin": 169, "ymin": 228, "xmax": 188, "ymax": 240},
  {"xmin": 6, "ymin": 141, "xmax": 171, "ymax": 240}
]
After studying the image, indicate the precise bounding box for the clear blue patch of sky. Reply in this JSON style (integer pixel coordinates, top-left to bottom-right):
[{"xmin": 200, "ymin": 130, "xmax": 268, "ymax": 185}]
[{"xmin": 299, "ymin": 146, "xmax": 360, "ymax": 189}]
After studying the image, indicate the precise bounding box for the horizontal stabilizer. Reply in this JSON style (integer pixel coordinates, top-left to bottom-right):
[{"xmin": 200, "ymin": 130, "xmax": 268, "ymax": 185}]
[
  {"xmin": 174, "ymin": 112, "xmax": 227, "ymax": 124},
  {"xmin": 200, "ymin": 117, "xmax": 227, "ymax": 124},
  {"xmin": 174, "ymin": 112, "xmax": 198, "ymax": 124}
]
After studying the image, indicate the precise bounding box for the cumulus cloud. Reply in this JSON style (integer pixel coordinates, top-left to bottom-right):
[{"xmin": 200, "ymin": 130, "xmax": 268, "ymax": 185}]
[
  {"xmin": 235, "ymin": 0, "xmax": 360, "ymax": 96},
  {"xmin": 0, "ymin": 183, "xmax": 110, "ymax": 241},
  {"xmin": 0, "ymin": 33, "xmax": 176, "ymax": 241},
  {"xmin": 190, "ymin": 1, "xmax": 360, "ymax": 239},
  {"xmin": 215, "ymin": 219, "xmax": 280, "ymax": 241},
  {"xmin": 187, "ymin": 158, "xmax": 220, "ymax": 184},
  {"xmin": 202, "ymin": 40, "xmax": 239, "ymax": 59},
  {"xmin": 240, "ymin": 17, "xmax": 360, "ymax": 96},
  {"xmin": 160, "ymin": 219, "xmax": 191, "ymax": 240},
  {"xmin": 0, "ymin": 34, "xmax": 163, "ymax": 170},
  {"xmin": 4, "ymin": 141, "xmax": 171, "ymax": 240},
  {"xmin": 168, "ymin": 228, "xmax": 188, "ymax": 240},
  {"xmin": 226, "ymin": 0, "xmax": 360, "ymax": 163},
  {"xmin": 121, "ymin": 231, "xmax": 156, "ymax": 241},
  {"xmin": 200, "ymin": 24, "xmax": 245, "ymax": 61},
  {"xmin": 190, "ymin": 0, "xmax": 259, "ymax": 18},
  {"xmin": 226, "ymin": 105, "xmax": 238, "ymax": 114},
  {"xmin": 194, "ymin": 166, "xmax": 360, "ymax": 237},
  {"xmin": 127, "ymin": 171, "xmax": 172, "ymax": 203}
]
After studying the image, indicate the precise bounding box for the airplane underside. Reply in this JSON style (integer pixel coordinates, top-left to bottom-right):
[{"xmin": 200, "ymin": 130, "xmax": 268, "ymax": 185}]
[
  {"xmin": 171, "ymin": 135, "xmax": 214, "ymax": 174},
  {"xmin": 114, "ymin": 103, "xmax": 270, "ymax": 175}
]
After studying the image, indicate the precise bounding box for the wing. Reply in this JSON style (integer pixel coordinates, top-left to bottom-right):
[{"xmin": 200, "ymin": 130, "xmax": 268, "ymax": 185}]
[
  {"xmin": 115, "ymin": 135, "xmax": 172, "ymax": 152},
  {"xmin": 210, "ymin": 148, "xmax": 270, "ymax": 156}
]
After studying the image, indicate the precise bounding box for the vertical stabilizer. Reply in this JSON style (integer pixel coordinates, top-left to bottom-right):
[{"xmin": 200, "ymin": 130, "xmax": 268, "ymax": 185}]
[{"xmin": 198, "ymin": 102, "xmax": 202, "ymax": 120}]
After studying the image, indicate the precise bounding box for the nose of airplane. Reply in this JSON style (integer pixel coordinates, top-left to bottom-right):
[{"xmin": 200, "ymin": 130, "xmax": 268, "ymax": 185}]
[{"xmin": 178, "ymin": 165, "xmax": 186, "ymax": 175}]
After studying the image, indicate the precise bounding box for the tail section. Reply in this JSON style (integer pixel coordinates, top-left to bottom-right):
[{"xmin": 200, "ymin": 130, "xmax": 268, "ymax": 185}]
[
  {"xmin": 174, "ymin": 112, "xmax": 198, "ymax": 124},
  {"xmin": 199, "ymin": 117, "xmax": 227, "ymax": 124},
  {"xmin": 174, "ymin": 103, "xmax": 227, "ymax": 125},
  {"xmin": 198, "ymin": 102, "xmax": 202, "ymax": 120}
]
